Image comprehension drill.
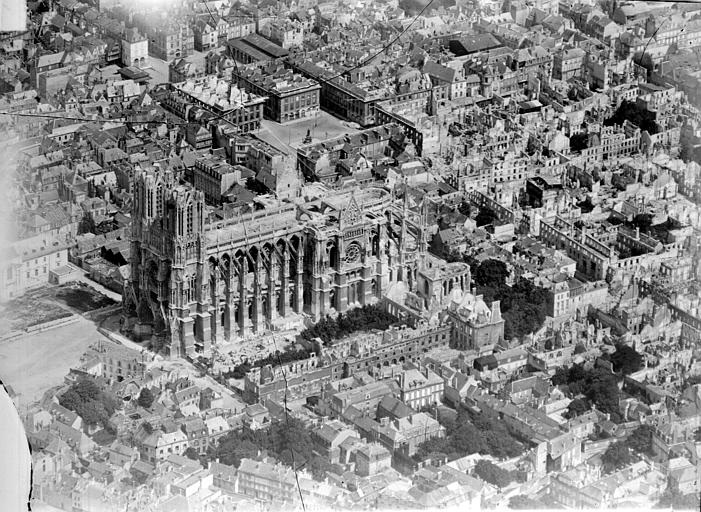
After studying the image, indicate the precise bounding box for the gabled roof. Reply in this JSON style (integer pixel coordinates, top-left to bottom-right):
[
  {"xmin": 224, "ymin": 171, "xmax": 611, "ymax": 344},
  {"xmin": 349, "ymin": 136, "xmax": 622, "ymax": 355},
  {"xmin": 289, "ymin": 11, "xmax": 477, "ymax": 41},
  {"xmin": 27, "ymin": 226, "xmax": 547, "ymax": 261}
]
[
  {"xmin": 377, "ymin": 395, "xmax": 413, "ymax": 419},
  {"xmin": 422, "ymin": 60, "xmax": 456, "ymax": 84}
]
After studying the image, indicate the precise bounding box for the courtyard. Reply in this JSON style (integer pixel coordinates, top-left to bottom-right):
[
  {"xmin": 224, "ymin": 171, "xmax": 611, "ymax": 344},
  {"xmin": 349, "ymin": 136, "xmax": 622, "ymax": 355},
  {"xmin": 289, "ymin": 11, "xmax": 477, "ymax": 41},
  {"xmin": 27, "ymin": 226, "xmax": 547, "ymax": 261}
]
[{"xmin": 259, "ymin": 110, "xmax": 361, "ymax": 151}]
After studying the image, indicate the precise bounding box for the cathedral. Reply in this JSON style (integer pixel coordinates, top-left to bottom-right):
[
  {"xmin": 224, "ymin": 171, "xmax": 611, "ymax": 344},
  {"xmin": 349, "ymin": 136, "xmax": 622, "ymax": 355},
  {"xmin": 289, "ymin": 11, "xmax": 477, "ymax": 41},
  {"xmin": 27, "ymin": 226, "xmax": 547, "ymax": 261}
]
[{"xmin": 122, "ymin": 169, "xmax": 432, "ymax": 358}]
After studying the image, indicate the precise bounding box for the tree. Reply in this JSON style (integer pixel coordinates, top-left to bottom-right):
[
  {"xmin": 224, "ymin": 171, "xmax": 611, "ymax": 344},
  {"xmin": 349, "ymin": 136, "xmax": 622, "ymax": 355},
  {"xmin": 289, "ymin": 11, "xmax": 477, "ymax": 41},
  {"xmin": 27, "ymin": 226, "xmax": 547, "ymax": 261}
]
[
  {"xmin": 604, "ymin": 100, "xmax": 658, "ymax": 134},
  {"xmin": 564, "ymin": 398, "xmax": 590, "ymax": 419},
  {"xmin": 488, "ymin": 279, "xmax": 549, "ymax": 341},
  {"xmin": 451, "ymin": 422, "xmax": 488, "ymax": 455},
  {"xmin": 212, "ymin": 437, "xmax": 259, "ymax": 468},
  {"xmin": 137, "ymin": 388, "xmax": 155, "ymax": 409},
  {"xmin": 457, "ymin": 201, "xmax": 472, "ymax": 217},
  {"xmin": 70, "ymin": 378, "xmax": 102, "ymax": 402},
  {"xmin": 602, "ymin": 442, "xmax": 633, "ymax": 473},
  {"xmin": 225, "ymin": 361, "xmax": 252, "ymax": 379},
  {"xmin": 626, "ymin": 425, "xmax": 655, "ymax": 457},
  {"xmin": 415, "ymin": 437, "xmax": 453, "ymax": 460},
  {"xmin": 414, "ymin": 408, "xmax": 521, "ymax": 462},
  {"xmin": 245, "ymin": 177, "xmax": 269, "ymax": 195},
  {"xmin": 473, "ymin": 259, "xmax": 509, "ymax": 288},
  {"xmin": 551, "ymin": 365, "xmax": 622, "ymax": 422},
  {"xmin": 59, "ymin": 377, "xmax": 120, "ymax": 428},
  {"xmin": 610, "ymin": 345, "xmax": 643, "ymax": 375},
  {"xmin": 473, "ymin": 460, "xmax": 514, "ymax": 488},
  {"xmin": 569, "ymin": 132, "xmax": 589, "ymax": 152},
  {"xmin": 475, "ymin": 207, "xmax": 497, "ymax": 227},
  {"xmin": 300, "ymin": 304, "xmax": 399, "ymax": 345},
  {"xmin": 586, "ymin": 369, "xmax": 622, "ymax": 421},
  {"xmin": 77, "ymin": 214, "xmax": 96, "ymax": 235},
  {"xmin": 183, "ymin": 447, "xmax": 200, "ymax": 461},
  {"xmin": 209, "ymin": 417, "xmax": 332, "ymax": 479},
  {"xmin": 79, "ymin": 400, "xmax": 110, "ymax": 427},
  {"xmin": 470, "ymin": 409, "xmax": 523, "ymax": 458}
]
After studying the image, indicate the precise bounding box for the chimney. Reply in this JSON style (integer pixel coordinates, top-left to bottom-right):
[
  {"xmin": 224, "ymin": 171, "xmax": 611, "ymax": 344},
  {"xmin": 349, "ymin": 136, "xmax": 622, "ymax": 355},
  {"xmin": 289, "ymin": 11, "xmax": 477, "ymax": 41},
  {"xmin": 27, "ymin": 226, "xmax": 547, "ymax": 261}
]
[{"xmin": 491, "ymin": 300, "xmax": 502, "ymax": 323}]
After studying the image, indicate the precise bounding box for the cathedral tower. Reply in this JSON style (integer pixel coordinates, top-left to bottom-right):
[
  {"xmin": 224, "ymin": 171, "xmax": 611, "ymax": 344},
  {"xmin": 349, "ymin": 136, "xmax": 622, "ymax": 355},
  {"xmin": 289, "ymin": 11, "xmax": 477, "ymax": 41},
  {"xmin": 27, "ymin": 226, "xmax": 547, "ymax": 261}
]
[{"xmin": 124, "ymin": 169, "xmax": 210, "ymax": 357}]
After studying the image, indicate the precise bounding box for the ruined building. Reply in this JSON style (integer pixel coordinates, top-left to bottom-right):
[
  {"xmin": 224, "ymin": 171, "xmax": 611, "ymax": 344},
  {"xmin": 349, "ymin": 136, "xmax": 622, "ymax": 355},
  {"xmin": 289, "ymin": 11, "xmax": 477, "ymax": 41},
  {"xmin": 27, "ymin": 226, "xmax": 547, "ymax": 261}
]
[{"xmin": 122, "ymin": 170, "xmax": 432, "ymax": 358}]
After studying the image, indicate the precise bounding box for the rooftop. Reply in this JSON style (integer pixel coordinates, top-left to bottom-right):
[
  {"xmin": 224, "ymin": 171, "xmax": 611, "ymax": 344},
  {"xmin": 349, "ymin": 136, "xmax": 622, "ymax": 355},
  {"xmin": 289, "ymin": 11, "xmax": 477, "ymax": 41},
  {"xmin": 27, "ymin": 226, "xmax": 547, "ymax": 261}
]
[{"xmin": 173, "ymin": 76, "xmax": 266, "ymax": 112}]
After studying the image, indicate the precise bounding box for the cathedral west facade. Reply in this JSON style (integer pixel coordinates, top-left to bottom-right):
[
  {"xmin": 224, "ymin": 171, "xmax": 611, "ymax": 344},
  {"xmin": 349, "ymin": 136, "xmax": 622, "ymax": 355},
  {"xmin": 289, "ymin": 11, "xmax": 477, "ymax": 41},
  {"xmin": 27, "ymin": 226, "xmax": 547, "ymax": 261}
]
[{"xmin": 123, "ymin": 169, "xmax": 430, "ymax": 358}]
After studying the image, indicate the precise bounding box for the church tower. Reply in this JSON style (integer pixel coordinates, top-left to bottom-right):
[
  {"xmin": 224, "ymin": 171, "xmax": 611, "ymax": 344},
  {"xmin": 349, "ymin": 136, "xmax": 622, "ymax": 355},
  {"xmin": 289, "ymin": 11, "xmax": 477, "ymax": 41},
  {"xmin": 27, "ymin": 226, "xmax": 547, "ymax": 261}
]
[{"xmin": 124, "ymin": 169, "xmax": 210, "ymax": 358}]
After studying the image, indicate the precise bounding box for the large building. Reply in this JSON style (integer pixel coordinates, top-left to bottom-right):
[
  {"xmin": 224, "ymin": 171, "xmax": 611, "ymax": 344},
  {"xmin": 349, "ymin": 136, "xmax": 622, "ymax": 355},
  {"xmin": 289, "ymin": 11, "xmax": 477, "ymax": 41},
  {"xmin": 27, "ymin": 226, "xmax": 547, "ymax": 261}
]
[
  {"xmin": 288, "ymin": 59, "xmax": 381, "ymax": 127},
  {"xmin": 233, "ymin": 63, "xmax": 320, "ymax": 124},
  {"xmin": 121, "ymin": 28, "xmax": 148, "ymax": 69},
  {"xmin": 396, "ymin": 365, "xmax": 444, "ymax": 410},
  {"xmin": 189, "ymin": 155, "xmax": 244, "ymax": 204},
  {"xmin": 1, "ymin": 234, "xmax": 71, "ymax": 301},
  {"xmin": 447, "ymin": 289, "xmax": 505, "ymax": 352},
  {"xmin": 136, "ymin": 19, "xmax": 194, "ymax": 62},
  {"xmin": 244, "ymin": 323, "xmax": 459, "ymax": 404},
  {"xmin": 163, "ymin": 76, "xmax": 266, "ymax": 134},
  {"xmin": 539, "ymin": 216, "xmax": 662, "ymax": 282},
  {"xmin": 123, "ymin": 172, "xmax": 431, "ymax": 358},
  {"xmin": 227, "ymin": 33, "xmax": 289, "ymax": 64},
  {"xmin": 296, "ymin": 123, "xmax": 406, "ymax": 183}
]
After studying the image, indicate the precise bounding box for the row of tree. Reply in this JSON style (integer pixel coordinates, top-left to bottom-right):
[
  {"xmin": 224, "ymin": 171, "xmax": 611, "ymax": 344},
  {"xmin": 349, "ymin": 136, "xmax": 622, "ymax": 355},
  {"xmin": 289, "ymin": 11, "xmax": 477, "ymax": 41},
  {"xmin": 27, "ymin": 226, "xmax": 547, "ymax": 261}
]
[{"xmin": 300, "ymin": 304, "xmax": 400, "ymax": 345}]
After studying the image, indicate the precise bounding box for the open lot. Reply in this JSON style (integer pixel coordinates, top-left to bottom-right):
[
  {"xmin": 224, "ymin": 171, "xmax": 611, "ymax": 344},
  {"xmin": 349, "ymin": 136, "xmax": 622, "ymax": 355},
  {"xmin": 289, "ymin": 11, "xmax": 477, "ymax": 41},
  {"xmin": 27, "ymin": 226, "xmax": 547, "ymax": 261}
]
[
  {"xmin": 0, "ymin": 281, "xmax": 117, "ymax": 337},
  {"xmin": 0, "ymin": 295, "xmax": 71, "ymax": 335},
  {"xmin": 0, "ymin": 316, "xmax": 110, "ymax": 407},
  {"xmin": 260, "ymin": 110, "xmax": 361, "ymax": 151}
]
